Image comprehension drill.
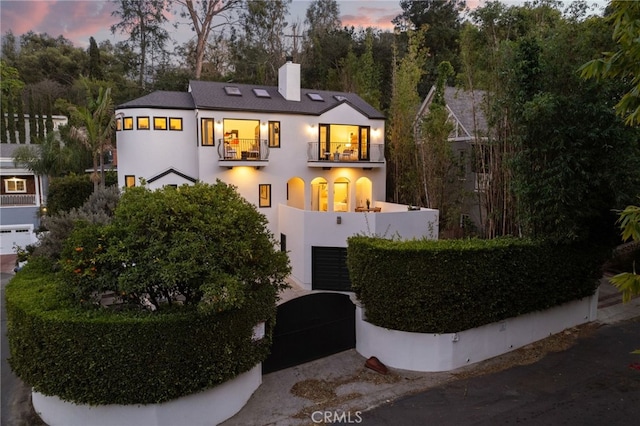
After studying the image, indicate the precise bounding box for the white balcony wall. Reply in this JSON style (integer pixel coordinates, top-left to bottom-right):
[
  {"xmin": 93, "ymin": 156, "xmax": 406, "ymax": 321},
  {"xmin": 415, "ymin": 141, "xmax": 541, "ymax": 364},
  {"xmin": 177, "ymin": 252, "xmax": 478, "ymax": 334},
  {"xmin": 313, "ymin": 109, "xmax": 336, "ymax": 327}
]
[{"xmin": 278, "ymin": 204, "xmax": 438, "ymax": 289}]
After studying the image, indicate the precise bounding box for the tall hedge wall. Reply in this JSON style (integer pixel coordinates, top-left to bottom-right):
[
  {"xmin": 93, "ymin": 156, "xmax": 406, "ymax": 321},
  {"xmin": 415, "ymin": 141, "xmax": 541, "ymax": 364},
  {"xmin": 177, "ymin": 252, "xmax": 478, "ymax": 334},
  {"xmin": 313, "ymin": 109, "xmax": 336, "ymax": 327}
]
[
  {"xmin": 5, "ymin": 264, "xmax": 276, "ymax": 405},
  {"xmin": 347, "ymin": 237, "xmax": 604, "ymax": 333}
]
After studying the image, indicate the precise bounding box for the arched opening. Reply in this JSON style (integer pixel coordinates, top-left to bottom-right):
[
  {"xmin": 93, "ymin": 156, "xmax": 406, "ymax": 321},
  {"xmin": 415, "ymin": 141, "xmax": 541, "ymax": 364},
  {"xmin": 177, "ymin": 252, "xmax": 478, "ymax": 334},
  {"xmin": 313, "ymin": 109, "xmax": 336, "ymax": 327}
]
[
  {"xmin": 333, "ymin": 177, "xmax": 350, "ymax": 212},
  {"xmin": 310, "ymin": 177, "xmax": 328, "ymax": 211},
  {"xmin": 286, "ymin": 177, "xmax": 305, "ymax": 209},
  {"xmin": 355, "ymin": 177, "xmax": 373, "ymax": 210}
]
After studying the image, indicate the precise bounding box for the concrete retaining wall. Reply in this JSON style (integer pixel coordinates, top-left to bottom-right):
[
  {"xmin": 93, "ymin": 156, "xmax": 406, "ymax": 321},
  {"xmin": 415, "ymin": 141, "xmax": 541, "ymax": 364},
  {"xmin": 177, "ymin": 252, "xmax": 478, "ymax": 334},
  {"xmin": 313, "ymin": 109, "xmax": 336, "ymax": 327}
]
[
  {"xmin": 356, "ymin": 291, "xmax": 599, "ymax": 372},
  {"xmin": 32, "ymin": 364, "xmax": 261, "ymax": 426}
]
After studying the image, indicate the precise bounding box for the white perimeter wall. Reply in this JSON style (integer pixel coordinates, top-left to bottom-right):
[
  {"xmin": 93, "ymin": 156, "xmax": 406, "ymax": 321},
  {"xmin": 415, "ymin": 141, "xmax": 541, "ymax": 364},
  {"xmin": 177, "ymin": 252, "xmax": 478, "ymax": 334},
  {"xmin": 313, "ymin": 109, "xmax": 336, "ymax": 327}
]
[
  {"xmin": 33, "ymin": 364, "xmax": 261, "ymax": 426},
  {"xmin": 279, "ymin": 205, "xmax": 438, "ymax": 289},
  {"xmin": 356, "ymin": 291, "xmax": 599, "ymax": 372}
]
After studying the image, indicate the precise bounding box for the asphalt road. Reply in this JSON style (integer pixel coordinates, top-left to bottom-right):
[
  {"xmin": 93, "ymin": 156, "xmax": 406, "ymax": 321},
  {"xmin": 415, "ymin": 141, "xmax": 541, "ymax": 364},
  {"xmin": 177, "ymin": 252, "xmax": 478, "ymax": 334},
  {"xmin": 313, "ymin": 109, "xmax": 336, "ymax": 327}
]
[{"xmin": 361, "ymin": 318, "xmax": 640, "ymax": 426}]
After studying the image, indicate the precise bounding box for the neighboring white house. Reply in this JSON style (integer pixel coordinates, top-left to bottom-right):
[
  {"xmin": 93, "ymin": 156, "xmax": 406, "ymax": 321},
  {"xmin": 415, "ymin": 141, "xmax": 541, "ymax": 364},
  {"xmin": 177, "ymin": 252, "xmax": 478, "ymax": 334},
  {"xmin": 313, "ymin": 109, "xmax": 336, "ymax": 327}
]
[
  {"xmin": 116, "ymin": 59, "xmax": 439, "ymax": 291},
  {"xmin": 0, "ymin": 115, "xmax": 69, "ymax": 255}
]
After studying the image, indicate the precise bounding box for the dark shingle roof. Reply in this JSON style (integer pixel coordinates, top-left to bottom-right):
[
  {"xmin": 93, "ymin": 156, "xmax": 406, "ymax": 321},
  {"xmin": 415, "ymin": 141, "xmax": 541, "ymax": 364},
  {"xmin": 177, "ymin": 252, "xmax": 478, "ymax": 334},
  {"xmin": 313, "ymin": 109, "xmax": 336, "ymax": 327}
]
[
  {"xmin": 443, "ymin": 87, "xmax": 488, "ymax": 137},
  {"xmin": 117, "ymin": 82, "xmax": 385, "ymax": 119},
  {"xmin": 118, "ymin": 91, "xmax": 195, "ymax": 110}
]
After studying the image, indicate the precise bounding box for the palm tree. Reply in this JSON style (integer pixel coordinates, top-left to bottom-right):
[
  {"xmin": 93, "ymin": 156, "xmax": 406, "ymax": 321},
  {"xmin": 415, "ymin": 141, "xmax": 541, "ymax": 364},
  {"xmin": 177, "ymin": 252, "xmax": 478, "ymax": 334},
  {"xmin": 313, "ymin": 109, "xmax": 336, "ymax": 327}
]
[
  {"xmin": 69, "ymin": 79, "xmax": 116, "ymax": 192},
  {"xmin": 12, "ymin": 132, "xmax": 77, "ymax": 181}
]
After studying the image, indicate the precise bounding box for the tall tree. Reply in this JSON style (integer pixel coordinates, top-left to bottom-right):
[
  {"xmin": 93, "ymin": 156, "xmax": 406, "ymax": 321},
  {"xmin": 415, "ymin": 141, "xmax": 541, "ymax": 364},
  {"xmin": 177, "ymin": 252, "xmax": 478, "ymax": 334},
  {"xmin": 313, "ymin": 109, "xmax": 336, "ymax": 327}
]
[
  {"xmin": 16, "ymin": 91, "xmax": 25, "ymax": 144},
  {"xmin": 69, "ymin": 80, "xmax": 116, "ymax": 191},
  {"xmin": 0, "ymin": 102, "xmax": 6, "ymax": 144},
  {"xmin": 88, "ymin": 36, "xmax": 104, "ymax": 80},
  {"xmin": 12, "ymin": 132, "xmax": 81, "ymax": 181},
  {"xmin": 27, "ymin": 89, "xmax": 37, "ymax": 143},
  {"xmin": 580, "ymin": 0, "xmax": 640, "ymax": 126},
  {"xmin": 388, "ymin": 29, "xmax": 426, "ymax": 205},
  {"xmin": 417, "ymin": 61, "xmax": 463, "ymax": 230},
  {"xmin": 111, "ymin": 0, "xmax": 170, "ymax": 89},
  {"xmin": 330, "ymin": 29, "xmax": 382, "ymax": 109},
  {"xmin": 301, "ymin": 0, "xmax": 348, "ymax": 89},
  {"xmin": 393, "ymin": 0, "xmax": 466, "ymax": 93},
  {"xmin": 174, "ymin": 0, "xmax": 242, "ymax": 80},
  {"xmin": 231, "ymin": 0, "xmax": 291, "ymax": 85}
]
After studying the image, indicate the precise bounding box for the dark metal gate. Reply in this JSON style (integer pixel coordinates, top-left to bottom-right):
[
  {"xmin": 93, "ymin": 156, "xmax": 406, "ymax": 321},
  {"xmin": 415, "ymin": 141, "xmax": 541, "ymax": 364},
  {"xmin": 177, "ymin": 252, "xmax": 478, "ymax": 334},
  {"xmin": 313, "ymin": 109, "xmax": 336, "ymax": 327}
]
[{"xmin": 262, "ymin": 292, "xmax": 355, "ymax": 374}]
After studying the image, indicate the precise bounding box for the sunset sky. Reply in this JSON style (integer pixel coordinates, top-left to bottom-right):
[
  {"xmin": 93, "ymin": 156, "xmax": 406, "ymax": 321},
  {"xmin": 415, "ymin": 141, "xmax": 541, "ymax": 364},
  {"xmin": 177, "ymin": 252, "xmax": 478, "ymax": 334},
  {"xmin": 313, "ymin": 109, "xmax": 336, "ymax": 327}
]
[{"xmin": 0, "ymin": 0, "xmax": 494, "ymax": 48}]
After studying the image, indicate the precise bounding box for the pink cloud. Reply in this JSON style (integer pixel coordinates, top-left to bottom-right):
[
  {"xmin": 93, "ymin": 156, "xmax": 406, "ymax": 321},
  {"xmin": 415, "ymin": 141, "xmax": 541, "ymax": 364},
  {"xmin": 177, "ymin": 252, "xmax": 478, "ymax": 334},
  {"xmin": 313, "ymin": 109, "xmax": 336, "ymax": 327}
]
[
  {"xmin": 341, "ymin": 4, "xmax": 400, "ymax": 31},
  {"xmin": 1, "ymin": 1, "xmax": 119, "ymax": 47}
]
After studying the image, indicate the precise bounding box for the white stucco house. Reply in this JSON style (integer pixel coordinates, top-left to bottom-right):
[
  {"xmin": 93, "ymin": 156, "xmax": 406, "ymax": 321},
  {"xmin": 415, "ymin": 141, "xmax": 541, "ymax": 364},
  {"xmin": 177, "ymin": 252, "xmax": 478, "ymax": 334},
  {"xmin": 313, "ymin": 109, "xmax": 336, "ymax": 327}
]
[
  {"xmin": 115, "ymin": 59, "xmax": 438, "ymax": 291},
  {"xmin": 0, "ymin": 114, "xmax": 69, "ymax": 255}
]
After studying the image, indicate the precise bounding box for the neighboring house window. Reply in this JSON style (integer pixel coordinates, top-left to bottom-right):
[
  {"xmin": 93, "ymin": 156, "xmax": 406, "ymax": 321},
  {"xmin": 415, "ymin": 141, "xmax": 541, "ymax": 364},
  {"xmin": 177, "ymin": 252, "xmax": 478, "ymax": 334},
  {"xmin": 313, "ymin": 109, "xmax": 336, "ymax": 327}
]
[
  {"xmin": 268, "ymin": 121, "xmax": 280, "ymax": 147},
  {"xmin": 4, "ymin": 178, "xmax": 27, "ymax": 193},
  {"xmin": 125, "ymin": 175, "xmax": 136, "ymax": 188},
  {"xmin": 259, "ymin": 184, "xmax": 271, "ymax": 208},
  {"xmin": 169, "ymin": 118, "xmax": 183, "ymax": 131},
  {"xmin": 201, "ymin": 118, "xmax": 215, "ymax": 146},
  {"xmin": 116, "ymin": 118, "xmax": 122, "ymax": 131},
  {"xmin": 123, "ymin": 117, "xmax": 133, "ymax": 130},
  {"xmin": 137, "ymin": 117, "xmax": 150, "ymax": 130},
  {"xmin": 154, "ymin": 117, "xmax": 167, "ymax": 130}
]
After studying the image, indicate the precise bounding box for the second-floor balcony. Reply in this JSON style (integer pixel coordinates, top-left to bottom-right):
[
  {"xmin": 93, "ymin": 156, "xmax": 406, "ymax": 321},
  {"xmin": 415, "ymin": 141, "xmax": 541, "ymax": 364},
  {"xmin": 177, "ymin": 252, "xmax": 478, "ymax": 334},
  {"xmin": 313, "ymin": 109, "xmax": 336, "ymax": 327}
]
[
  {"xmin": 1, "ymin": 194, "xmax": 37, "ymax": 206},
  {"xmin": 307, "ymin": 142, "xmax": 385, "ymax": 168},
  {"xmin": 218, "ymin": 138, "xmax": 269, "ymax": 165}
]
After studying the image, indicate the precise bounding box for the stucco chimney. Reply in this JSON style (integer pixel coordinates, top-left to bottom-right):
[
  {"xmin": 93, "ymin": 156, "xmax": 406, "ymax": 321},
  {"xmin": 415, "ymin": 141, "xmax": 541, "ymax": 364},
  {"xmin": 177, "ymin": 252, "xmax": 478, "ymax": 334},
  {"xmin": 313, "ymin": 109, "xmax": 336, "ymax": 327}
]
[{"xmin": 278, "ymin": 57, "xmax": 300, "ymax": 102}]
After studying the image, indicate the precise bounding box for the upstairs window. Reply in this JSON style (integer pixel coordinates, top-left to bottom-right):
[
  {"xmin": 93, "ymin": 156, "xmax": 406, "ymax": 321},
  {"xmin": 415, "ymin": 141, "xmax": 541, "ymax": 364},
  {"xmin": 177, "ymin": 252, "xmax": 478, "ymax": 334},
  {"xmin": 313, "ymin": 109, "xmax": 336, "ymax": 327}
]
[
  {"xmin": 201, "ymin": 118, "xmax": 215, "ymax": 146},
  {"xmin": 4, "ymin": 177, "xmax": 27, "ymax": 193},
  {"xmin": 268, "ymin": 121, "xmax": 280, "ymax": 148},
  {"xmin": 116, "ymin": 118, "xmax": 122, "ymax": 131},
  {"xmin": 259, "ymin": 184, "xmax": 271, "ymax": 208},
  {"xmin": 137, "ymin": 117, "xmax": 150, "ymax": 130},
  {"xmin": 154, "ymin": 117, "xmax": 167, "ymax": 130},
  {"xmin": 123, "ymin": 117, "xmax": 133, "ymax": 130},
  {"xmin": 169, "ymin": 118, "xmax": 183, "ymax": 131}
]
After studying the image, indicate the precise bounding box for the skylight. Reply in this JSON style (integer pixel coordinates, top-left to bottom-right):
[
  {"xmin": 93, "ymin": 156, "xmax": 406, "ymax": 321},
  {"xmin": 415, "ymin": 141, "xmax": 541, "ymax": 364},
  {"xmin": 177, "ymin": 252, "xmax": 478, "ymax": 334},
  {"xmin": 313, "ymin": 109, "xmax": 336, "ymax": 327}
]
[
  {"xmin": 253, "ymin": 88, "xmax": 271, "ymax": 98},
  {"xmin": 307, "ymin": 93, "xmax": 324, "ymax": 101},
  {"xmin": 224, "ymin": 86, "xmax": 242, "ymax": 96},
  {"xmin": 333, "ymin": 95, "xmax": 347, "ymax": 102}
]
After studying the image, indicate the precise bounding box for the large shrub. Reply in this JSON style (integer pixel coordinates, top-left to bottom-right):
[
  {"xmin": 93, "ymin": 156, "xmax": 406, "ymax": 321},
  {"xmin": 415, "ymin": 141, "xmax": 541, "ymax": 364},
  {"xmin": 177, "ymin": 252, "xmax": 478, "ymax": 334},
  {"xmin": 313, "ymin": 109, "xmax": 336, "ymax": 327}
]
[
  {"xmin": 33, "ymin": 186, "xmax": 119, "ymax": 262},
  {"xmin": 347, "ymin": 236, "xmax": 604, "ymax": 333},
  {"xmin": 59, "ymin": 181, "xmax": 290, "ymax": 311},
  {"xmin": 6, "ymin": 181, "xmax": 290, "ymax": 405},
  {"xmin": 46, "ymin": 174, "xmax": 93, "ymax": 215},
  {"xmin": 5, "ymin": 263, "xmax": 275, "ymax": 405}
]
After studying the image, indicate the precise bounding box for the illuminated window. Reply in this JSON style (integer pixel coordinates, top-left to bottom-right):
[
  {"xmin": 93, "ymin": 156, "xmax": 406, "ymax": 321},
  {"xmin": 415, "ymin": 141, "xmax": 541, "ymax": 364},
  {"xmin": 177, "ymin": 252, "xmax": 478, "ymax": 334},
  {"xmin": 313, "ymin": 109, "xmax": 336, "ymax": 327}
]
[
  {"xmin": 268, "ymin": 121, "xmax": 280, "ymax": 148},
  {"xmin": 201, "ymin": 118, "xmax": 215, "ymax": 146},
  {"xmin": 154, "ymin": 117, "xmax": 167, "ymax": 130},
  {"xmin": 116, "ymin": 118, "xmax": 122, "ymax": 131},
  {"xmin": 125, "ymin": 175, "xmax": 136, "ymax": 188},
  {"xmin": 137, "ymin": 117, "xmax": 150, "ymax": 130},
  {"xmin": 169, "ymin": 117, "xmax": 182, "ymax": 131},
  {"xmin": 4, "ymin": 177, "xmax": 27, "ymax": 193},
  {"xmin": 259, "ymin": 184, "xmax": 271, "ymax": 208},
  {"xmin": 123, "ymin": 117, "xmax": 133, "ymax": 130}
]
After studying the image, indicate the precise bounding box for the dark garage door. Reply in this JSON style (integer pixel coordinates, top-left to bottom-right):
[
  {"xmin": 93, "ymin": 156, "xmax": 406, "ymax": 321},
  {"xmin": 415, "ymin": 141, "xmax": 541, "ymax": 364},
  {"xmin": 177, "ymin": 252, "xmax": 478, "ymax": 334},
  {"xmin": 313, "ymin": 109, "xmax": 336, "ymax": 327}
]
[
  {"xmin": 262, "ymin": 292, "xmax": 355, "ymax": 374},
  {"xmin": 312, "ymin": 246, "xmax": 352, "ymax": 291}
]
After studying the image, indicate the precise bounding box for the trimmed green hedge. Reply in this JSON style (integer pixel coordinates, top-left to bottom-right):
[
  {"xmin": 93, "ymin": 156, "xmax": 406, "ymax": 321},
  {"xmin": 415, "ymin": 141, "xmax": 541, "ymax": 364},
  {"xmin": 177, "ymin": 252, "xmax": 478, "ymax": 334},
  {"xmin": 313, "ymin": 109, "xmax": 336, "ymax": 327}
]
[
  {"xmin": 347, "ymin": 237, "xmax": 604, "ymax": 333},
  {"xmin": 5, "ymin": 262, "xmax": 276, "ymax": 405}
]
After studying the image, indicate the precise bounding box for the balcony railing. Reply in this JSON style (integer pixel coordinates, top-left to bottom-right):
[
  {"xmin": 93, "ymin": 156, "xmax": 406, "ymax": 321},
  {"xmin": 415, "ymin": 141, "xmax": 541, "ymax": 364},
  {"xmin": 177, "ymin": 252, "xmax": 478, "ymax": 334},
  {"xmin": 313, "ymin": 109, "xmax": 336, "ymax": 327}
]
[
  {"xmin": 0, "ymin": 194, "xmax": 36, "ymax": 206},
  {"xmin": 217, "ymin": 138, "xmax": 269, "ymax": 161},
  {"xmin": 307, "ymin": 142, "xmax": 385, "ymax": 163}
]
